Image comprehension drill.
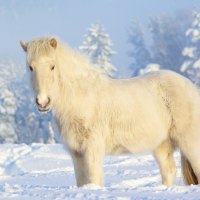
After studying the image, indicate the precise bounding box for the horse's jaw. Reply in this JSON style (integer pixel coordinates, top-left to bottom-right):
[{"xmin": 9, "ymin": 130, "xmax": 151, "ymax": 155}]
[{"xmin": 37, "ymin": 104, "xmax": 52, "ymax": 113}]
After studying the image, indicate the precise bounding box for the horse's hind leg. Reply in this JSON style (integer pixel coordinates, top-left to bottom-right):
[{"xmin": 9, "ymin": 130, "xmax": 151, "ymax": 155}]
[
  {"xmin": 154, "ymin": 139, "xmax": 176, "ymax": 186},
  {"xmin": 178, "ymin": 134, "xmax": 200, "ymax": 184}
]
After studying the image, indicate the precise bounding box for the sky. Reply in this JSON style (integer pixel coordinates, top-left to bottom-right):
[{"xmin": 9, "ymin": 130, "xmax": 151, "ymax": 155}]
[{"xmin": 0, "ymin": 0, "xmax": 200, "ymax": 76}]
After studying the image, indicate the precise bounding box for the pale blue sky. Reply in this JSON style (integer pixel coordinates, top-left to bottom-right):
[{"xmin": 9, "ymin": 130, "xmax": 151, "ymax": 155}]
[{"xmin": 0, "ymin": 0, "xmax": 200, "ymax": 76}]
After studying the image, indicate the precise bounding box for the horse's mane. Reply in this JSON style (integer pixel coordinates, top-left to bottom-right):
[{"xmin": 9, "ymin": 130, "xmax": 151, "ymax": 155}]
[{"xmin": 60, "ymin": 39, "xmax": 108, "ymax": 80}]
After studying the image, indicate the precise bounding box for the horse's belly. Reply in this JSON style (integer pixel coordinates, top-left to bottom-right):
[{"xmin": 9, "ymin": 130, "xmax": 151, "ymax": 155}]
[
  {"xmin": 107, "ymin": 114, "xmax": 169, "ymax": 154},
  {"xmin": 107, "ymin": 137, "xmax": 167, "ymax": 155},
  {"xmin": 109, "ymin": 144, "xmax": 131, "ymax": 155}
]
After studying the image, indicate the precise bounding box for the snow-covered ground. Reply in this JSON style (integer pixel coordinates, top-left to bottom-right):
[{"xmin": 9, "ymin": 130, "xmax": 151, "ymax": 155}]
[{"xmin": 0, "ymin": 144, "xmax": 200, "ymax": 200}]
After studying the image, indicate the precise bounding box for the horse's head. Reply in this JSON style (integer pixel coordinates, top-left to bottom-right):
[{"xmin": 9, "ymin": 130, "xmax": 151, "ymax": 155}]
[{"xmin": 20, "ymin": 37, "xmax": 59, "ymax": 112}]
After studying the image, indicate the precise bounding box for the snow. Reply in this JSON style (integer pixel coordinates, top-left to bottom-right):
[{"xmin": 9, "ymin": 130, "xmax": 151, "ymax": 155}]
[
  {"xmin": 193, "ymin": 59, "xmax": 200, "ymax": 69},
  {"xmin": 0, "ymin": 144, "xmax": 200, "ymax": 199},
  {"xmin": 139, "ymin": 64, "xmax": 160, "ymax": 75},
  {"xmin": 182, "ymin": 47, "xmax": 196, "ymax": 58},
  {"xmin": 180, "ymin": 60, "xmax": 192, "ymax": 72}
]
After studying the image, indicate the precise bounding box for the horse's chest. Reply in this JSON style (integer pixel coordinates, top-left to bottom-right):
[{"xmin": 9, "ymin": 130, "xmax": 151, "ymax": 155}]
[{"xmin": 58, "ymin": 116, "xmax": 90, "ymax": 152}]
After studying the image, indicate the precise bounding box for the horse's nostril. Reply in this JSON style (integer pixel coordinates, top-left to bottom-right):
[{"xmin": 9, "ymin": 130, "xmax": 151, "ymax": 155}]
[
  {"xmin": 36, "ymin": 97, "xmax": 40, "ymax": 106},
  {"xmin": 47, "ymin": 97, "xmax": 51, "ymax": 105}
]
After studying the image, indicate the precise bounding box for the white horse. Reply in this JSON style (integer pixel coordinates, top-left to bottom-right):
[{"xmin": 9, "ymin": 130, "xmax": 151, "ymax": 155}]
[{"xmin": 20, "ymin": 37, "xmax": 200, "ymax": 187}]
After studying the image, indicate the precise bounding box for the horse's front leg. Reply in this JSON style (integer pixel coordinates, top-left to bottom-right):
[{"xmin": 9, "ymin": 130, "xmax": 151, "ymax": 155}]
[
  {"xmin": 71, "ymin": 150, "xmax": 89, "ymax": 187},
  {"xmin": 84, "ymin": 142, "xmax": 105, "ymax": 186},
  {"xmin": 71, "ymin": 139, "xmax": 105, "ymax": 187}
]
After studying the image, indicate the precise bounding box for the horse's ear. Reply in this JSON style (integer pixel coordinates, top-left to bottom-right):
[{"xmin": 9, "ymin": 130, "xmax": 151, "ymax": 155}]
[
  {"xmin": 50, "ymin": 38, "xmax": 57, "ymax": 49},
  {"xmin": 20, "ymin": 40, "xmax": 28, "ymax": 52}
]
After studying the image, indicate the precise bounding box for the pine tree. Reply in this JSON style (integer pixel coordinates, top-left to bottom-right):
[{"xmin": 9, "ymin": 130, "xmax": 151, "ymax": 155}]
[
  {"xmin": 150, "ymin": 12, "xmax": 191, "ymax": 73},
  {"xmin": 0, "ymin": 88, "xmax": 17, "ymax": 143},
  {"xmin": 79, "ymin": 24, "xmax": 117, "ymax": 77},
  {"xmin": 181, "ymin": 11, "xmax": 200, "ymax": 85},
  {"xmin": 128, "ymin": 19, "xmax": 151, "ymax": 76},
  {"xmin": 0, "ymin": 61, "xmax": 18, "ymax": 143}
]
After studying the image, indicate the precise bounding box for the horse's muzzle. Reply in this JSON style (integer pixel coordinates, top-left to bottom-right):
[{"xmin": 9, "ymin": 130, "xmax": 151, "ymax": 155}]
[{"xmin": 36, "ymin": 96, "xmax": 51, "ymax": 112}]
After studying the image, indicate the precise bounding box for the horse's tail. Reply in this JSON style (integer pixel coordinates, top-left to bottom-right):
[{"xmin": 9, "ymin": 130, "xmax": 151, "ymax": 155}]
[{"xmin": 181, "ymin": 153, "xmax": 198, "ymax": 185}]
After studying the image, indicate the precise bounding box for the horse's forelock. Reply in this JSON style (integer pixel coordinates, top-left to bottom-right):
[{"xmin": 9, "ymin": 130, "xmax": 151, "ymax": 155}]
[{"xmin": 28, "ymin": 38, "xmax": 54, "ymax": 58}]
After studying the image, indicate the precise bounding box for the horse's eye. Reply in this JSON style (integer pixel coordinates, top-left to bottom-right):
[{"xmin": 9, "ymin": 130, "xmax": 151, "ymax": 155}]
[
  {"xmin": 51, "ymin": 65, "xmax": 55, "ymax": 71},
  {"xmin": 29, "ymin": 66, "xmax": 33, "ymax": 71}
]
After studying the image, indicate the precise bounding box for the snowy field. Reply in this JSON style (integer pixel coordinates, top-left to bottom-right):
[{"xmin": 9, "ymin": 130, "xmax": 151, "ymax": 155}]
[{"xmin": 0, "ymin": 144, "xmax": 200, "ymax": 200}]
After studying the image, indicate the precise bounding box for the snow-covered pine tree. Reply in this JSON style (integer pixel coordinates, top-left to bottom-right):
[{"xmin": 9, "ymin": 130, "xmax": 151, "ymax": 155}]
[
  {"xmin": 181, "ymin": 11, "xmax": 200, "ymax": 86},
  {"xmin": 0, "ymin": 88, "xmax": 17, "ymax": 143},
  {"xmin": 128, "ymin": 19, "xmax": 151, "ymax": 76},
  {"xmin": 79, "ymin": 24, "xmax": 117, "ymax": 77},
  {"xmin": 0, "ymin": 61, "xmax": 18, "ymax": 143}
]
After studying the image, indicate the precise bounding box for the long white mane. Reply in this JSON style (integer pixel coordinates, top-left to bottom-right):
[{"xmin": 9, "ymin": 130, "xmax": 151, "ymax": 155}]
[{"xmin": 57, "ymin": 38, "xmax": 107, "ymax": 79}]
